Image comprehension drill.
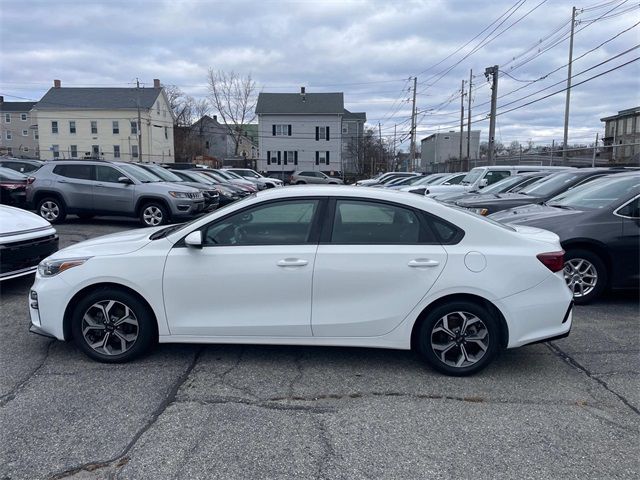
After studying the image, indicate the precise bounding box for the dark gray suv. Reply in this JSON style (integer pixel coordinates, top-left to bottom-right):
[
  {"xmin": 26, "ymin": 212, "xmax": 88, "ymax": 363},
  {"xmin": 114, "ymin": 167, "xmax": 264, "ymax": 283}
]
[{"xmin": 26, "ymin": 160, "xmax": 204, "ymax": 226}]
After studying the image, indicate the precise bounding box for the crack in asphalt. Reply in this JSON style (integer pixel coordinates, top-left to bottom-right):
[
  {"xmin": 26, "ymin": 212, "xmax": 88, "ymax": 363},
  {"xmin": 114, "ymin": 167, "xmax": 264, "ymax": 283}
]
[
  {"xmin": 179, "ymin": 396, "xmax": 335, "ymax": 413},
  {"xmin": 313, "ymin": 415, "xmax": 336, "ymax": 480},
  {"xmin": 0, "ymin": 339, "xmax": 54, "ymax": 407},
  {"xmin": 546, "ymin": 342, "xmax": 640, "ymax": 416},
  {"xmin": 288, "ymin": 352, "xmax": 305, "ymax": 397},
  {"xmin": 48, "ymin": 347, "xmax": 204, "ymax": 480}
]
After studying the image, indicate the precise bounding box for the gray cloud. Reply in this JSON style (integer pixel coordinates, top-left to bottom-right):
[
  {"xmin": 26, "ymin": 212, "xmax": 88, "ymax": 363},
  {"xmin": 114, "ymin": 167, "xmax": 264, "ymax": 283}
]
[{"xmin": 1, "ymin": 0, "xmax": 638, "ymax": 147}]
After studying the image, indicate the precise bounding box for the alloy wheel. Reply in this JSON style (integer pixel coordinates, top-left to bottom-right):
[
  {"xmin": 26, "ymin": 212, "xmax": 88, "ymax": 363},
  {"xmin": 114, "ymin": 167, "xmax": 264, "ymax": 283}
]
[
  {"xmin": 430, "ymin": 311, "xmax": 489, "ymax": 368},
  {"xmin": 82, "ymin": 300, "xmax": 139, "ymax": 356},
  {"xmin": 564, "ymin": 258, "xmax": 598, "ymax": 298},
  {"xmin": 40, "ymin": 201, "xmax": 59, "ymax": 221},
  {"xmin": 143, "ymin": 206, "xmax": 164, "ymax": 226}
]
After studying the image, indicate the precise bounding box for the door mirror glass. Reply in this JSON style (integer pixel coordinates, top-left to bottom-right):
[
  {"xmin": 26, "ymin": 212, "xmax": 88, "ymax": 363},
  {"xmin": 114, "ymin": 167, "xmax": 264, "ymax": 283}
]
[
  {"xmin": 184, "ymin": 230, "xmax": 203, "ymax": 248},
  {"xmin": 478, "ymin": 178, "xmax": 488, "ymax": 188},
  {"xmin": 118, "ymin": 176, "xmax": 133, "ymax": 184}
]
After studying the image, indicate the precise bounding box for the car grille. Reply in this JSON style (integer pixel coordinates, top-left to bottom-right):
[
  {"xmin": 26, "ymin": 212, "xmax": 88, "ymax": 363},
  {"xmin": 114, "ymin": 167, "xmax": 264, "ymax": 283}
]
[
  {"xmin": 203, "ymin": 190, "xmax": 219, "ymax": 199},
  {"xmin": 0, "ymin": 234, "xmax": 59, "ymax": 276},
  {"xmin": 186, "ymin": 192, "xmax": 202, "ymax": 199}
]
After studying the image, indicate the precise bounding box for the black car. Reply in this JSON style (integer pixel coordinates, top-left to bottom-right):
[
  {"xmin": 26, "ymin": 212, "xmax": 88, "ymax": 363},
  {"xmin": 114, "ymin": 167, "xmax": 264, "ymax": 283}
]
[
  {"xmin": 490, "ymin": 172, "xmax": 640, "ymax": 304},
  {"xmin": 0, "ymin": 158, "xmax": 44, "ymax": 174},
  {"xmin": 170, "ymin": 170, "xmax": 244, "ymax": 206},
  {"xmin": 435, "ymin": 171, "xmax": 555, "ymax": 205},
  {"xmin": 456, "ymin": 168, "xmax": 626, "ymax": 216},
  {"xmin": 0, "ymin": 167, "xmax": 29, "ymax": 206}
]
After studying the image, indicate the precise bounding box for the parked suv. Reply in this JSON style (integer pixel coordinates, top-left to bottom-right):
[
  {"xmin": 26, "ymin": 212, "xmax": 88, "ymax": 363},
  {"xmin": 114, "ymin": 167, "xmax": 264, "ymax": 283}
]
[
  {"xmin": 290, "ymin": 171, "xmax": 344, "ymax": 184},
  {"xmin": 225, "ymin": 168, "xmax": 283, "ymax": 188},
  {"xmin": 26, "ymin": 160, "xmax": 204, "ymax": 226}
]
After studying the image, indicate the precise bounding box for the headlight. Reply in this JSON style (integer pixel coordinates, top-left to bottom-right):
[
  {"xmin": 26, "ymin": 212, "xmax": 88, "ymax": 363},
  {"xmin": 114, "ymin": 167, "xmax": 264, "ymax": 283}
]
[
  {"xmin": 468, "ymin": 208, "xmax": 489, "ymax": 216},
  {"xmin": 169, "ymin": 191, "xmax": 202, "ymax": 199},
  {"xmin": 38, "ymin": 257, "xmax": 91, "ymax": 277}
]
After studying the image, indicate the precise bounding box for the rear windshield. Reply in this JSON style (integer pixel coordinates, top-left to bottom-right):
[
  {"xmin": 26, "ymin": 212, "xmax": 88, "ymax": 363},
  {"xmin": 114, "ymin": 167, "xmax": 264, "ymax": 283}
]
[
  {"xmin": 520, "ymin": 171, "xmax": 582, "ymax": 197},
  {"xmin": 460, "ymin": 168, "xmax": 483, "ymax": 185},
  {"xmin": 549, "ymin": 175, "xmax": 640, "ymax": 210},
  {"xmin": 118, "ymin": 164, "xmax": 161, "ymax": 183},
  {"xmin": 0, "ymin": 167, "xmax": 27, "ymax": 181}
]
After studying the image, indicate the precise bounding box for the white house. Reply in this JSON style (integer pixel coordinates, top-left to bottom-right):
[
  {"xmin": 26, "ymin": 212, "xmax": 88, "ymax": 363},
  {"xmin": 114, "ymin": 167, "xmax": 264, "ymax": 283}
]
[
  {"xmin": 33, "ymin": 79, "xmax": 175, "ymax": 162},
  {"xmin": 0, "ymin": 98, "xmax": 39, "ymax": 158},
  {"xmin": 255, "ymin": 88, "xmax": 365, "ymax": 174}
]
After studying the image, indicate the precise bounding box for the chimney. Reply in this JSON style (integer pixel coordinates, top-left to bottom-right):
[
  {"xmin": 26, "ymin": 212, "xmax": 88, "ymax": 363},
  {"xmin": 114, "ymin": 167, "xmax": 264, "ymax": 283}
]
[
  {"xmin": 300, "ymin": 86, "xmax": 306, "ymax": 102},
  {"xmin": 54, "ymin": 79, "xmax": 61, "ymax": 88},
  {"xmin": 213, "ymin": 115, "xmax": 217, "ymax": 121},
  {"xmin": 0, "ymin": 96, "xmax": 3, "ymax": 104},
  {"xmin": 300, "ymin": 86, "xmax": 305, "ymax": 95},
  {"xmin": 153, "ymin": 78, "xmax": 161, "ymax": 88}
]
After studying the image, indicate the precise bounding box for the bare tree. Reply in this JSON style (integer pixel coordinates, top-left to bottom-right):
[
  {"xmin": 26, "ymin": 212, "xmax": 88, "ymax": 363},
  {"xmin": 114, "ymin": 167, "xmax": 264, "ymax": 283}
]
[
  {"xmin": 163, "ymin": 85, "xmax": 209, "ymax": 126},
  {"xmin": 207, "ymin": 69, "xmax": 257, "ymax": 156}
]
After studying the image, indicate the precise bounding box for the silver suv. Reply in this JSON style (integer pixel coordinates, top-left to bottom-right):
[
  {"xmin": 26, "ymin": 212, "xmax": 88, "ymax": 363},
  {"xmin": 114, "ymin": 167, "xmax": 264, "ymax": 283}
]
[
  {"xmin": 26, "ymin": 160, "xmax": 204, "ymax": 226},
  {"xmin": 290, "ymin": 171, "xmax": 343, "ymax": 185}
]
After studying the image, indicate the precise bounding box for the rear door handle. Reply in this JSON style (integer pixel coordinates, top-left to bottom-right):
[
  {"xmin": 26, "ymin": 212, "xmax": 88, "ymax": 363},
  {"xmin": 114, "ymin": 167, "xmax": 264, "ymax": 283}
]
[
  {"xmin": 408, "ymin": 259, "xmax": 440, "ymax": 268},
  {"xmin": 95, "ymin": 183, "xmax": 105, "ymax": 187},
  {"xmin": 277, "ymin": 258, "xmax": 308, "ymax": 267}
]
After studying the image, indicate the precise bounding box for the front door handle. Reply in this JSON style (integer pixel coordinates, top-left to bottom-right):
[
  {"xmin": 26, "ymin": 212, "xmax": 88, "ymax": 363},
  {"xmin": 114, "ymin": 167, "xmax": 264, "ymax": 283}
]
[
  {"xmin": 408, "ymin": 259, "xmax": 440, "ymax": 268},
  {"xmin": 277, "ymin": 258, "xmax": 308, "ymax": 267}
]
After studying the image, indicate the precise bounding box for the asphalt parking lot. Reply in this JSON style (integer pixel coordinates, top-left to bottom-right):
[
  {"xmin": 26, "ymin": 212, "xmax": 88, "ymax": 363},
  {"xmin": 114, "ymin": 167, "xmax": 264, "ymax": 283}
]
[{"xmin": 1, "ymin": 218, "xmax": 638, "ymax": 480}]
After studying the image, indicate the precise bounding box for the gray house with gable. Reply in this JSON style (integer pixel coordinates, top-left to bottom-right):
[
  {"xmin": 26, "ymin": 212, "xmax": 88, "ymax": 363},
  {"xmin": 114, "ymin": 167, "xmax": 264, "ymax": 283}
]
[{"xmin": 256, "ymin": 88, "xmax": 365, "ymax": 175}]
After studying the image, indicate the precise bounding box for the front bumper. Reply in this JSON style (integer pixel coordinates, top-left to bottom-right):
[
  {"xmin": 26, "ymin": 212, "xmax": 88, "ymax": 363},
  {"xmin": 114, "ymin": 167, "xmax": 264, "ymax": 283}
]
[
  {"xmin": 171, "ymin": 198, "xmax": 206, "ymax": 217},
  {"xmin": 0, "ymin": 233, "xmax": 59, "ymax": 281}
]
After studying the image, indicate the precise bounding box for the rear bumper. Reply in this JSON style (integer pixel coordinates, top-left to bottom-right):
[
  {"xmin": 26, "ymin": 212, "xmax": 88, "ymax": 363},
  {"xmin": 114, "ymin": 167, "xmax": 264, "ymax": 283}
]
[{"xmin": 498, "ymin": 273, "xmax": 573, "ymax": 349}]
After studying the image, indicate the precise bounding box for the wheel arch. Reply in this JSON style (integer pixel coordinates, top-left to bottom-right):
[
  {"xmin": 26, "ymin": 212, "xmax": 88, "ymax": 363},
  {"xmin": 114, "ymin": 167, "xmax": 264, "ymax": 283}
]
[
  {"xmin": 63, "ymin": 282, "xmax": 159, "ymax": 342},
  {"xmin": 33, "ymin": 190, "xmax": 66, "ymax": 208},
  {"xmin": 135, "ymin": 196, "xmax": 171, "ymax": 216},
  {"xmin": 561, "ymin": 239, "xmax": 612, "ymax": 286},
  {"xmin": 410, "ymin": 293, "xmax": 509, "ymax": 352}
]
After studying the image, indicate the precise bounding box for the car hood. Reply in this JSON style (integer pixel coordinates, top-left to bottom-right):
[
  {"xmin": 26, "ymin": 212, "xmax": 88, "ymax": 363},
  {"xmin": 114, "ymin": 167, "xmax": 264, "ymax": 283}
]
[
  {"xmin": 51, "ymin": 225, "xmax": 167, "ymax": 258},
  {"xmin": 0, "ymin": 205, "xmax": 52, "ymax": 236},
  {"xmin": 426, "ymin": 184, "xmax": 469, "ymax": 196},
  {"xmin": 489, "ymin": 203, "xmax": 585, "ymax": 225},
  {"xmin": 457, "ymin": 192, "xmax": 539, "ymax": 208},
  {"xmin": 142, "ymin": 182, "xmax": 199, "ymax": 193}
]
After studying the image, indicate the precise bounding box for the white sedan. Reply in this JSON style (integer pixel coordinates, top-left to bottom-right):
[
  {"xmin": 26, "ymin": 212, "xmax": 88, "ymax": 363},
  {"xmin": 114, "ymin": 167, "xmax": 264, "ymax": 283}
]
[{"xmin": 29, "ymin": 186, "xmax": 573, "ymax": 376}]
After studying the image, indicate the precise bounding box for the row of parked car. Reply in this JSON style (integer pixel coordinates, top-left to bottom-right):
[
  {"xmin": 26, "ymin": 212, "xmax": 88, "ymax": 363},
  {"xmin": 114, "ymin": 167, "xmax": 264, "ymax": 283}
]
[{"xmin": 355, "ymin": 165, "xmax": 639, "ymax": 303}]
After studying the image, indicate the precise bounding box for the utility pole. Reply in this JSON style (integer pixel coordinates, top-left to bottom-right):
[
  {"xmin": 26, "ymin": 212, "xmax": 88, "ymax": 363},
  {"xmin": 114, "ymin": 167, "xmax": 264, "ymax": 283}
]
[
  {"xmin": 550, "ymin": 139, "xmax": 555, "ymax": 165},
  {"xmin": 378, "ymin": 122, "xmax": 383, "ymax": 171},
  {"xmin": 563, "ymin": 6, "xmax": 577, "ymax": 161},
  {"xmin": 459, "ymin": 79, "xmax": 465, "ymax": 169},
  {"xmin": 136, "ymin": 78, "xmax": 143, "ymax": 162},
  {"xmin": 393, "ymin": 124, "xmax": 397, "ymax": 170},
  {"xmin": 485, "ymin": 65, "xmax": 499, "ymax": 165},
  {"xmin": 592, "ymin": 132, "xmax": 599, "ymax": 167},
  {"xmin": 466, "ymin": 69, "xmax": 473, "ymax": 168},
  {"xmin": 409, "ymin": 76, "xmax": 417, "ymax": 172}
]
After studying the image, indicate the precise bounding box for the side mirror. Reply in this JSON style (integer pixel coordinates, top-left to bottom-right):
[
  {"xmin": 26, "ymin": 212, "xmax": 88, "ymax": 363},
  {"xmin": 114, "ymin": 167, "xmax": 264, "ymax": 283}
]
[
  {"xmin": 479, "ymin": 179, "xmax": 488, "ymax": 188},
  {"xmin": 118, "ymin": 176, "xmax": 133, "ymax": 184},
  {"xmin": 184, "ymin": 230, "xmax": 203, "ymax": 249}
]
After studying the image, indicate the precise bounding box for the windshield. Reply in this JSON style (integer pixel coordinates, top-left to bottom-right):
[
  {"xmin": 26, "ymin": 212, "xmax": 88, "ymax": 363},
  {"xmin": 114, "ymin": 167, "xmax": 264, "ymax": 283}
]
[
  {"xmin": 549, "ymin": 175, "xmax": 640, "ymax": 210},
  {"xmin": 481, "ymin": 175, "xmax": 529, "ymax": 194},
  {"xmin": 233, "ymin": 169, "xmax": 260, "ymax": 178},
  {"xmin": 0, "ymin": 167, "xmax": 27, "ymax": 180},
  {"xmin": 520, "ymin": 171, "xmax": 583, "ymax": 197},
  {"xmin": 214, "ymin": 170, "xmax": 234, "ymax": 180},
  {"xmin": 144, "ymin": 165, "xmax": 183, "ymax": 182},
  {"xmin": 187, "ymin": 171, "xmax": 216, "ymax": 184},
  {"xmin": 118, "ymin": 164, "xmax": 162, "ymax": 183},
  {"xmin": 460, "ymin": 168, "xmax": 483, "ymax": 185}
]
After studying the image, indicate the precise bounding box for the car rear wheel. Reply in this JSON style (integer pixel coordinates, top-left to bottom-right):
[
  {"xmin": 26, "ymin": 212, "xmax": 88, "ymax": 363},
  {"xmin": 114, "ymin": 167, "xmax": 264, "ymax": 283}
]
[
  {"xmin": 37, "ymin": 197, "xmax": 66, "ymax": 224},
  {"xmin": 417, "ymin": 301, "xmax": 499, "ymax": 376},
  {"xmin": 139, "ymin": 202, "xmax": 168, "ymax": 227},
  {"xmin": 564, "ymin": 249, "xmax": 607, "ymax": 304},
  {"xmin": 296, "ymin": 181, "xmax": 306, "ymax": 185},
  {"xmin": 71, "ymin": 288, "xmax": 155, "ymax": 363}
]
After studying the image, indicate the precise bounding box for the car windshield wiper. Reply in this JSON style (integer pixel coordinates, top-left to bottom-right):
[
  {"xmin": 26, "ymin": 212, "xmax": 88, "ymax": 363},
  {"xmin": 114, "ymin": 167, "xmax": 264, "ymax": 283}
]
[
  {"xmin": 547, "ymin": 203, "xmax": 574, "ymax": 210},
  {"xmin": 149, "ymin": 223, "xmax": 183, "ymax": 240}
]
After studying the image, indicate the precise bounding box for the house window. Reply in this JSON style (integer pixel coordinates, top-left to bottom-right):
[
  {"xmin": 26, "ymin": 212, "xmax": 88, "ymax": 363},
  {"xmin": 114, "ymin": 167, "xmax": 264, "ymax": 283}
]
[
  {"xmin": 69, "ymin": 121, "xmax": 76, "ymax": 134},
  {"xmin": 4, "ymin": 113, "xmax": 10, "ymax": 123},
  {"xmin": 342, "ymin": 125, "xmax": 348, "ymax": 134},
  {"xmin": 70, "ymin": 145, "xmax": 78, "ymax": 158},
  {"xmin": 266, "ymin": 151, "xmax": 279, "ymax": 165},
  {"xmin": 164, "ymin": 126, "xmax": 168, "ymax": 139},
  {"xmin": 114, "ymin": 145, "xmax": 121, "ymax": 158},
  {"xmin": 285, "ymin": 151, "xmax": 296, "ymax": 165},
  {"xmin": 34, "ymin": 129, "xmax": 39, "ymax": 140},
  {"xmin": 20, "ymin": 113, "xmax": 27, "ymax": 121},
  {"xmin": 273, "ymin": 124, "xmax": 290, "ymax": 136},
  {"xmin": 316, "ymin": 151, "xmax": 330, "ymax": 165},
  {"xmin": 112, "ymin": 121, "xmax": 119, "ymax": 134},
  {"xmin": 636, "ymin": 117, "xmax": 640, "ymax": 133},
  {"xmin": 52, "ymin": 121, "xmax": 58, "ymax": 134},
  {"xmin": 131, "ymin": 121, "xmax": 138, "ymax": 135},
  {"xmin": 157, "ymin": 103, "xmax": 160, "ymax": 114},
  {"xmin": 22, "ymin": 129, "xmax": 28, "ymax": 136},
  {"xmin": 7, "ymin": 147, "xmax": 12, "ymax": 155},
  {"xmin": 5, "ymin": 130, "xmax": 11, "ymax": 140},
  {"xmin": 91, "ymin": 121, "xmax": 98, "ymax": 134},
  {"xmin": 131, "ymin": 145, "xmax": 139, "ymax": 159},
  {"xmin": 205, "ymin": 140, "xmax": 210, "ymax": 149},
  {"xmin": 52, "ymin": 145, "xmax": 60, "ymax": 158},
  {"xmin": 625, "ymin": 118, "xmax": 633, "ymax": 135},
  {"xmin": 316, "ymin": 126, "xmax": 330, "ymax": 141},
  {"xmin": 617, "ymin": 119, "xmax": 624, "ymax": 134},
  {"xmin": 23, "ymin": 147, "xmax": 29, "ymax": 152}
]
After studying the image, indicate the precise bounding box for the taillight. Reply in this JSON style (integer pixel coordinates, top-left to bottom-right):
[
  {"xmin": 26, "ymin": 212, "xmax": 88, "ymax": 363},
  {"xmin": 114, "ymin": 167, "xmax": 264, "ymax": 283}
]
[
  {"xmin": 1, "ymin": 183, "xmax": 25, "ymax": 190},
  {"xmin": 537, "ymin": 251, "xmax": 565, "ymax": 272},
  {"xmin": 27, "ymin": 177, "xmax": 36, "ymax": 185}
]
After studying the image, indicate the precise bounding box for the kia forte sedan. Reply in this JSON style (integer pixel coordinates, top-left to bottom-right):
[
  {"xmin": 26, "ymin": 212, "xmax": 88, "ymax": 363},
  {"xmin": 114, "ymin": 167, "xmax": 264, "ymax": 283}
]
[{"xmin": 29, "ymin": 187, "xmax": 573, "ymax": 376}]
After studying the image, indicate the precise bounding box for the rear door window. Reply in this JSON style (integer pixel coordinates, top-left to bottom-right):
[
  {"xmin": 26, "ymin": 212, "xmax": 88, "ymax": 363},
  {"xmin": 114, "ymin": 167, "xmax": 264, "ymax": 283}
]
[
  {"xmin": 484, "ymin": 170, "xmax": 510, "ymax": 185},
  {"xmin": 52, "ymin": 164, "xmax": 93, "ymax": 180}
]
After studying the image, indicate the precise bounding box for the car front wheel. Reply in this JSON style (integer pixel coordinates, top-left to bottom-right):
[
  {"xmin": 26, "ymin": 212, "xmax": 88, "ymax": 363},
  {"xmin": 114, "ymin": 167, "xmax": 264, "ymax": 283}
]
[
  {"xmin": 564, "ymin": 249, "xmax": 607, "ymax": 304},
  {"xmin": 417, "ymin": 301, "xmax": 499, "ymax": 376},
  {"xmin": 139, "ymin": 202, "xmax": 168, "ymax": 227},
  {"xmin": 71, "ymin": 288, "xmax": 155, "ymax": 363}
]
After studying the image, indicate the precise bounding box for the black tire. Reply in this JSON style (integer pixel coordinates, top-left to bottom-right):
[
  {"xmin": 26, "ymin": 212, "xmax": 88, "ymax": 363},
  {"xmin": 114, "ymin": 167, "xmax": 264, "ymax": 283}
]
[
  {"xmin": 296, "ymin": 181, "xmax": 306, "ymax": 185},
  {"xmin": 139, "ymin": 201, "xmax": 168, "ymax": 227},
  {"xmin": 71, "ymin": 288, "xmax": 155, "ymax": 363},
  {"xmin": 417, "ymin": 300, "xmax": 499, "ymax": 376},
  {"xmin": 77, "ymin": 213, "xmax": 95, "ymax": 220},
  {"xmin": 328, "ymin": 182, "xmax": 338, "ymax": 185},
  {"xmin": 37, "ymin": 196, "xmax": 67, "ymax": 224},
  {"xmin": 564, "ymin": 249, "xmax": 607, "ymax": 304}
]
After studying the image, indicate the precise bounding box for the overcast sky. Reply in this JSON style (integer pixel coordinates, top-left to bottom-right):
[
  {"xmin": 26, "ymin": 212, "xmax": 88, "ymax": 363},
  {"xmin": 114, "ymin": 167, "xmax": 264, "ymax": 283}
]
[{"xmin": 1, "ymin": 0, "xmax": 638, "ymax": 149}]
